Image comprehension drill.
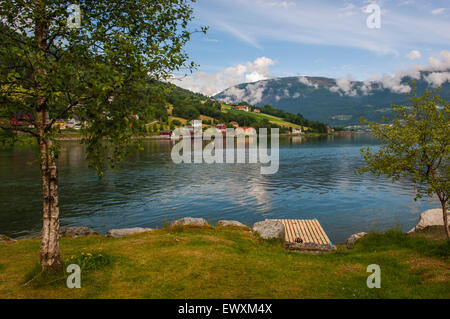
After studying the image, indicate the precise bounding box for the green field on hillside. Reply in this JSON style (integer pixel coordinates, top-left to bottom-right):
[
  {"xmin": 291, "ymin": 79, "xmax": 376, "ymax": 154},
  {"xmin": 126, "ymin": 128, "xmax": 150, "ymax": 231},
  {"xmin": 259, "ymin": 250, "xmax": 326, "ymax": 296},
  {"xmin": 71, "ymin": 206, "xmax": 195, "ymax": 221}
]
[{"xmin": 221, "ymin": 104, "xmax": 304, "ymax": 129}]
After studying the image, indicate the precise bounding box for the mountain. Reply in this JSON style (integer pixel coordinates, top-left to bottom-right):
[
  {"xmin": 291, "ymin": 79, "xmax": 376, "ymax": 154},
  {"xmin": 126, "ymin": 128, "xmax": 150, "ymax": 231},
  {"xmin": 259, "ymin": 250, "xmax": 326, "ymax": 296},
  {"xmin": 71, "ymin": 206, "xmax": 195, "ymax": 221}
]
[{"xmin": 214, "ymin": 74, "xmax": 450, "ymax": 127}]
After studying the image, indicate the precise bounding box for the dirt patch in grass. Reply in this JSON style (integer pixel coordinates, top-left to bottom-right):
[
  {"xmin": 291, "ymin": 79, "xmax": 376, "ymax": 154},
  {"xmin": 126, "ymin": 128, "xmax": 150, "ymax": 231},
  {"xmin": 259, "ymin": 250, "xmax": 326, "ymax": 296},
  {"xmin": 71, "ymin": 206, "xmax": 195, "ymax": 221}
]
[
  {"xmin": 338, "ymin": 263, "xmax": 366, "ymax": 273},
  {"xmin": 405, "ymin": 254, "xmax": 450, "ymax": 283},
  {"xmin": 198, "ymin": 235, "xmax": 234, "ymax": 245}
]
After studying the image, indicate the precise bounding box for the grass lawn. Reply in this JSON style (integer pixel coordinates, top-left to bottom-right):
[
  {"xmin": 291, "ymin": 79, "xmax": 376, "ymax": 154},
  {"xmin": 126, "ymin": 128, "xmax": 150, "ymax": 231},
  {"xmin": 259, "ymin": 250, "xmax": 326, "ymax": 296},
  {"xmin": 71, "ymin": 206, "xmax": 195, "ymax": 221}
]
[
  {"xmin": 223, "ymin": 107, "xmax": 304, "ymax": 129},
  {"xmin": 168, "ymin": 116, "xmax": 187, "ymax": 125},
  {"xmin": 0, "ymin": 227, "xmax": 449, "ymax": 299}
]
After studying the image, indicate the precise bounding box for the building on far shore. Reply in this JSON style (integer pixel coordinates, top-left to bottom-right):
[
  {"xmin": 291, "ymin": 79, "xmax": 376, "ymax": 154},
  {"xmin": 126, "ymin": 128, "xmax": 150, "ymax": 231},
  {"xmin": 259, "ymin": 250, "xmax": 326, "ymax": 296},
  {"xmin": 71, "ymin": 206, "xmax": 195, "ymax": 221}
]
[
  {"xmin": 10, "ymin": 112, "xmax": 34, "ymax": 127},
  {"xmin": 52, "ymin": 119, "xmax": 66, "ymax": 130},
  {"xmin": 215, "ymin": 124, "xmax": 227, "ymax": 134},
  {"xmin": 253, "ymin": 108, "xmax": 261, "ymax": 113},
  {"xmin": 190, "ymin": 119, "xmax": 202, "ymax": 129},
  {"xmin": 159, "ymin": 130, "xmax": 173, "ymax": 137},
  {"xmin": 229, "ymin": 121, "xmax": 239, "ymax": 128},
  {"xmin": 235, "ymin": 127, "xmax": 256, "ymax": 136},
  {"xmin": 235, "ymin": 105, "xmax": 249, "ymax": 112},
  {"xmin": 292, "ymin": 127, "xmax": 302, "ymax": 135}
]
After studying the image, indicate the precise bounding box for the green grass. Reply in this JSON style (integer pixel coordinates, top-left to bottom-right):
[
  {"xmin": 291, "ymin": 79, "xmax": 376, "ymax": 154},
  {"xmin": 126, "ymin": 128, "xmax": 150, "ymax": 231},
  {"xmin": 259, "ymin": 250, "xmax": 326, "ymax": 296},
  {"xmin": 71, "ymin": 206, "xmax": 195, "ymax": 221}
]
[
  {"xmin": 224, "ymin": 108, "xmax": 304, "ymax": 129},
  {"xmin": 352, "ymin": 229, "xmax": 450, "ymax": 259},
  {"xmin": 221, "ymin": 104, "xmax": 305, "ymax": 129},
  {"xmin": 0, "ymin": 227, "xmax": 449, "ymax": 299}
]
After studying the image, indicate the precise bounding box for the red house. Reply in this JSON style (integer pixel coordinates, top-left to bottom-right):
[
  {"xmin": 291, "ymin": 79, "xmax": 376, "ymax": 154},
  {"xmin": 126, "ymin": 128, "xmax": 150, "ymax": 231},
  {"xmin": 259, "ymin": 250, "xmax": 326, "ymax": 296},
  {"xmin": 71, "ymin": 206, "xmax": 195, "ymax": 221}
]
[
  {"xmin": 215, "ymin": 123, "xmax": 227, "ymax": 135},
  {"xmin": 159, "ymin": 130, "xmax": 173, "ymax": 137},
  {"xmin": 10, "ymin": 112, "xmax": 34, "ymax": 127},
  {"xmin": 235, "ymin": 105, "xmax": 249, "ymax": 112},
  {"xmin": 215, "ymin": 124, "xmax": 226, "ymax": 130}
]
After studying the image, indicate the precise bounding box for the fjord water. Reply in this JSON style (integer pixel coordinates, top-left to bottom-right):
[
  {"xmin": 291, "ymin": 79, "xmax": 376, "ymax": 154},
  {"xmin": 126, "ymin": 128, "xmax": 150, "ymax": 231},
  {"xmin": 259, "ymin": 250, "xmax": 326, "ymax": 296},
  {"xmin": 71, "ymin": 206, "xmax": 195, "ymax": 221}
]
[{"xmin": 0, "ymin": 134, "xmax": 438, "ymax": 242}]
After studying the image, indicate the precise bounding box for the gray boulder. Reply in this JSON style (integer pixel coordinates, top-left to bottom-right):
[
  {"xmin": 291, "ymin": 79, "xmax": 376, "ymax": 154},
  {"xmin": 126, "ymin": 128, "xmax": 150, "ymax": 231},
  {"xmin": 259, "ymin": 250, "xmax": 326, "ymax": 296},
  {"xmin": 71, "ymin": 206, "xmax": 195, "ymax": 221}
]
[
  {"xmin": 37, "ymin": 226, "xmax": 97, "ymax": 238},
  {"xmin": 106, "ymin": 227, "xmax": 152, "ymax": 238},
  {"xmin": 408, "ymin": 208, "xmax": 448, "ymax": 233},
  {"xmin": 252, "ymin": 220, "xmax": 285, "ymax": 240},
  {"xmin": 60, "ymin": 227, "xmax": 97, "ymax": 237},
  {"xmin": 346, "ymin": 232, "xmax": 368, "ymax": 249},
  {"xmin": 286, "ymin": 241, "xmax": 336, "ymax": 252},
  {"xmin": 171, "ymin": 217, "xmax": 209, "ymax": 227},
  {"xmin": 217, "ymin": 220, "xmax": 247, "ymax": 228}
]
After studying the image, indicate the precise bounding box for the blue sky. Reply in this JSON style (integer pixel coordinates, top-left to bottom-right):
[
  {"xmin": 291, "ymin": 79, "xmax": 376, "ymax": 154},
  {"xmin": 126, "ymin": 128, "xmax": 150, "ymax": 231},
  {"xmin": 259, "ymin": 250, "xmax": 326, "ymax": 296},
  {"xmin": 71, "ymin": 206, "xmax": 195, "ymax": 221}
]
[{"xmin": 171, "ymin": 0, "xmax": 450, "ymax": 96}]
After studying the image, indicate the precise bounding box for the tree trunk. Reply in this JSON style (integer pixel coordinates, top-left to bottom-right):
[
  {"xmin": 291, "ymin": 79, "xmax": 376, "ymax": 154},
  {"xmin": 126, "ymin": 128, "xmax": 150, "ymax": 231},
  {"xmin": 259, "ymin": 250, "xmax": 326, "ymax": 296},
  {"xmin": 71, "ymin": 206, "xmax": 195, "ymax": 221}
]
[
  {"xmin": 441, "ymin": 199, "xmax": 449, "ymax": 240},
  {"xmin": 37, "ymin": 106, "xmax": 63, "ymax": 273},
  {"xmin": 436, "ymin": 189, "xmax": 450, "ymax": 239},
  {"xmin": 34, "ymin": 2, "xmax": 63, "ymax": 273}
]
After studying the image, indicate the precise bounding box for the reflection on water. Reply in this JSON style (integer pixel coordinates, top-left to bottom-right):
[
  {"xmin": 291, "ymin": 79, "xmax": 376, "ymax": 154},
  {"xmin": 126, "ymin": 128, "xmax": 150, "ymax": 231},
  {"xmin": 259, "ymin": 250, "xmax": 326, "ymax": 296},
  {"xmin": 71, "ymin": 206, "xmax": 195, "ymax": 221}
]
[{"xmin": 0, "ymin": 134, "xmax": 438, "ymax": 242}]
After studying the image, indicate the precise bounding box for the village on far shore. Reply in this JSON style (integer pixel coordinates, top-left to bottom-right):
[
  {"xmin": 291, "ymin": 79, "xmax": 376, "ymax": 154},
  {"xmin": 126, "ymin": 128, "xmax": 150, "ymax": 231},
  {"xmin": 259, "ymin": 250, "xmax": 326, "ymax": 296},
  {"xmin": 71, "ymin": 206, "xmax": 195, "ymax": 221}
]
[{"xmin": 8, "ymin": 102, "xmax": 356, "ymax": 142}]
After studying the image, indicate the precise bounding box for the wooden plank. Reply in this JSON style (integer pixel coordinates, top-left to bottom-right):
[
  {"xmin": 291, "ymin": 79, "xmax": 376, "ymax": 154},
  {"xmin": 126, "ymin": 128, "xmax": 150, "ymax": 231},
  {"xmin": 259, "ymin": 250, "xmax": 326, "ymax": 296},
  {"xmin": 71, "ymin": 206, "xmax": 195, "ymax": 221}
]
[
  {"xmin": 269, "ymin": 219, "xmax": 333, "ymax": 247},
  {"xmin": 298, "ymin": 219, "xmax": 312, "ymax": 243},
  {"xmin": 308, "ymin": 220, "xmax": 325, "ymax": 245},
  {"xmin": 287, "ymin": 220, "xmax": 296, "ymax": 243},
  {"xmin": 296, "ymin": 221, "xmax": 305, "ymax": 243},
  {"xmin": 286, "ymin": 220, "xmax": 296, "ymax": 243},
  {"xmin": 314, "ymin": 219, "xmax": 332, "ymax": 245},
  {"xmin": 306, "ymin": 219, "xmax": 323, "ymax": 245},
  {"xmin": 303, "ymin": 219, "xmax": 315, "ymax": 244},
  {"xmin": 291, "ymin": 220, "xmax": 301, "ymax": 242},
  {"xmin": 311, "ymin": 220, "xmax": 326, "ymax": 245},
  {"xmin": 303, "ymin": 219, "xmax": 314, "ymax": 243},
  {"xmin": 281, "ymin": 219, "xmax": 292, "ymax": 242},
  {"xmin": 312, "ymin": 219, "xmax": 328, "ymax": 245},
  {"xmin": 291, "ymin": 220, "xmax": 302, "ymax": 243},
  {"xmin": 305, "ymin": 219, "xmax": 321, "ymax": 245}
]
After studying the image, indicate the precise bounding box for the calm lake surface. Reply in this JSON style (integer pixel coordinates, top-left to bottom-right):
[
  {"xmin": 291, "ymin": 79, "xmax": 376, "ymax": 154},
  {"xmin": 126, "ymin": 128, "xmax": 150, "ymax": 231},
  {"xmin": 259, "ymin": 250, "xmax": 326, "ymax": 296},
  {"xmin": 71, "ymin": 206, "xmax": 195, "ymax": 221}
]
[{"xmin": 0, "ymin": 134, "xmax": 438, "ymax": 242}]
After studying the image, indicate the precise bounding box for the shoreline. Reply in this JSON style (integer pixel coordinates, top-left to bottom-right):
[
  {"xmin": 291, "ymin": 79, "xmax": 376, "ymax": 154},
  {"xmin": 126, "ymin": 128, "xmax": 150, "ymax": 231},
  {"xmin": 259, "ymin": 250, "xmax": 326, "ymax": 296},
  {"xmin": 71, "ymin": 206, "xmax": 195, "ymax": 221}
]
[{"xmin": 4, "ymin": 132, "xmax": 329, "ymax": 144}]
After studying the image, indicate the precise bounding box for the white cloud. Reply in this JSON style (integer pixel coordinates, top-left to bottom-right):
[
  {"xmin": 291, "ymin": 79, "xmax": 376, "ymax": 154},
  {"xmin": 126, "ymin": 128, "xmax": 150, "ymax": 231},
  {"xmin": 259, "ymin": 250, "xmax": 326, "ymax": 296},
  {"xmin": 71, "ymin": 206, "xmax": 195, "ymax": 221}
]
[
  {"xmin": 398, "ymin": 0, "xmax": 415, "ymax": 6},
  {"xmin": 330, "ymin": 76, "xmax": 359, "ymax": 96},
  {"xmin": 197, "ymin": 0, "xmax": 450, "ymax": 55},
  {"xmin": 221, "ymin": 81, "xmax": 269, "ymax": 104},
  {"xmin": 261, "ymin": 1, "xmax": 296, "ymax": 8},
  {"xmin": 170, "ymin": 57, "xmax": 275, "ymax": 96},
  {"xmin": 173, "ymin": 51, "xmax": 450, "ymax": 99},
  {"xmin": 328, "ymin": 50, "xmax": 450, "ymax": 95},
  {"xmin": 216, "ymin": 21, "xmax": 261, "ymax": 49},
  {"xmin": 338, "ymin": 3, "xmax": 357, "ymax": 18},
  {"xmin": 431, "ymin": 8, "xmax": 445, "ymax": 15},
  {"xmin": 428, "ymin": 50, "xmax": 450, "ymax": 71},
  {"xmin": 298, "ymin": 76, "xmax": 318, "ymax": 88},
  {"xmin": 425, "ymin": 72, "xmax": 450, "ymax": 87},
  {"xmin": 406, "ymin": 50, "xmax": 421, "ymax": 60}
]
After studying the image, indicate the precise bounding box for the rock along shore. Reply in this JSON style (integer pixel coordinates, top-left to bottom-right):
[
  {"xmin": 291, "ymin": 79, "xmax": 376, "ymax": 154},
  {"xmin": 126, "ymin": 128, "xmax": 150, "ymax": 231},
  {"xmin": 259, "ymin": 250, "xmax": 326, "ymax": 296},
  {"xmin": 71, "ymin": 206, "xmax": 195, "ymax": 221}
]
[{"xmin": 4, "ymin": 208, "xmax": 446, "ymax": 249}]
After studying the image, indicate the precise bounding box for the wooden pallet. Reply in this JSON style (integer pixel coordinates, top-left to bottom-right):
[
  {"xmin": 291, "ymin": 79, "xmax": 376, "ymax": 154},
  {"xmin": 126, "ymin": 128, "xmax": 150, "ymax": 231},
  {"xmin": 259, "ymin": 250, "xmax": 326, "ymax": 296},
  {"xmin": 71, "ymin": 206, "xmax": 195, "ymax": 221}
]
[{"xmin": 270, "ymin": 219, "xmax": 335, "ymax": 251}]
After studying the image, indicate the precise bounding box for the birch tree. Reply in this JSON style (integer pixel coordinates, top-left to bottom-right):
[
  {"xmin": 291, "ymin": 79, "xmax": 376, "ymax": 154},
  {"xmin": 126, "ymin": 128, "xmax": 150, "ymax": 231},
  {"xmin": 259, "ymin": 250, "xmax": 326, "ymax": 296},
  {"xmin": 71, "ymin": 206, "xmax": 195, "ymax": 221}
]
[
  {"xmin": 359, "ymin": 85, "xmax": 449, "ymax": 238},
  {"xmin": 0, "ymin": 0, "xmax": 205, "ymax": 272}
]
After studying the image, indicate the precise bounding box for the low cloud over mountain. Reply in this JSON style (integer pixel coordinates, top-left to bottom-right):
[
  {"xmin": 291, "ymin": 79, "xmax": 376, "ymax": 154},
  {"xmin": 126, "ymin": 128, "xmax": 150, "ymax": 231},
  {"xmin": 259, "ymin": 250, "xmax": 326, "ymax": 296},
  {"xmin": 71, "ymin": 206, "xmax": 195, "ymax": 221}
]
[{"xmin": 214, "ymin": 51, "xmax": 450, "ymax": 126}]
